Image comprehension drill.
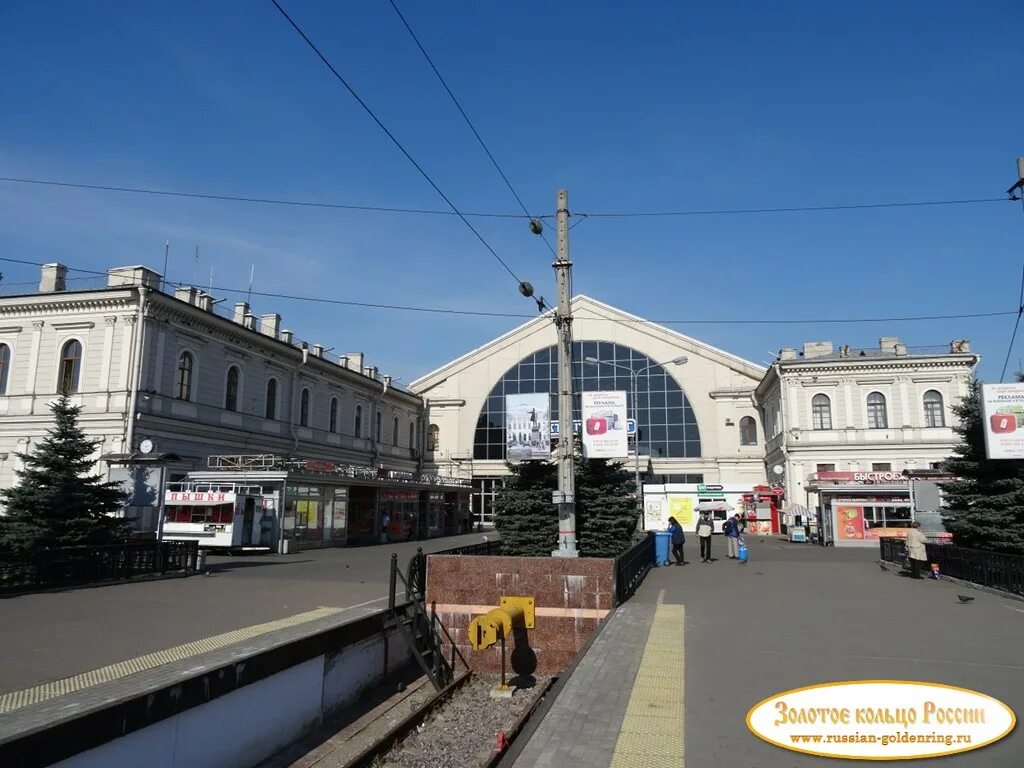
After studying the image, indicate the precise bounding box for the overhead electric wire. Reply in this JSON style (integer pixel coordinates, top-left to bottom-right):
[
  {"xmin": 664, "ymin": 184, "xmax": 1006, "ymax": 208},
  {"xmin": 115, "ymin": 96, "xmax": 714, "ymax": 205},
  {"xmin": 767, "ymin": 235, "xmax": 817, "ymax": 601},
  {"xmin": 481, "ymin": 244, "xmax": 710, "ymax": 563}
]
[
  {"xmin": 999, "ymin": 265, "xmax": 1024, "ymax": 382},
  {"xmin": 0, "ymin": 256, "xmax": 1012, "ymax": 326},
  {"xmin": 385, "ymin": 0, "xmax": 557, "ymax": 259},
  {"xmin": 579, "ymin": 198, "xmax": 1012, "ymax": 218},
  {"xmin": 269, "ymin": 0, "xmax": 533, "ymax": 291}
]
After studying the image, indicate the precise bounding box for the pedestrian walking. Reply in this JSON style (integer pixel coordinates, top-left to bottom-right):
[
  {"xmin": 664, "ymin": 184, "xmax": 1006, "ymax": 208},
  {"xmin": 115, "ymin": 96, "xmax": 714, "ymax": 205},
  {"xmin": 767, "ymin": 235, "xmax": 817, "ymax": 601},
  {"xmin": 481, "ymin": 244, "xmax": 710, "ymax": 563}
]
[
  {"xmin": 667, "ymin": 516, "xmax": 686, "ymax": 565},
  {"xmin": 697, "ymin": 510, "xmax": 714, "ymax": 562},
  {"xmin": 905, "ymin": 521, "xmax": 928, "ymax": 579},
  {"xmin": 724, "ymin": 513, "xmax": 742, "ymax": 559}
]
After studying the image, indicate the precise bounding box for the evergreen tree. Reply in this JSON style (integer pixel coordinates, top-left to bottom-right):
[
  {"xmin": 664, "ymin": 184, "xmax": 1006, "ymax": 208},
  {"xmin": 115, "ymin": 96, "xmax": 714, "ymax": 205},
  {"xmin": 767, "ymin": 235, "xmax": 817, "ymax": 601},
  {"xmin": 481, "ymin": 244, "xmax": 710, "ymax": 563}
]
[
  {"xmin": 576, "ymin": 437, "xmax": 639, "ymax": 557},
  {"xmin": 493, "ymin": 459, "xmax": 558, "ymax": 557},
  {"xmin": 0, "ymin": 396, "xmax": 130, "ymax": 553},
  {"xmin": 941, "ymin": 376, "xmax": 1024, "ymax": 554}
]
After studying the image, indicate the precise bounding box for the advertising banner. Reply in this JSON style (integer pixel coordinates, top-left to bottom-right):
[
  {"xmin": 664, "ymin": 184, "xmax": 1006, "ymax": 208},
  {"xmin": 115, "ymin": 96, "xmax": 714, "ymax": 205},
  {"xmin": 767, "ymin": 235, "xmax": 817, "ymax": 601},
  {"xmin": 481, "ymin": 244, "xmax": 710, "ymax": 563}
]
[
  {"xmin": 669, "ymin": 496, "xmax": 695, "ymax": 526},
  {"xmin": 644, "ymin": 499, "xmax": 667, "ymax": 531},
  {"xmin": 981, "ymin": 383, "xmax": 1024, "ymax": 459},
  {"xmin": 505, "ymin": 393, "xmax": 551, "ymax": 461},
  {"xmin": 835, "ymin": 505, "xmax": 865, "ymax": 541},
  {"xmin": 581, "ymin": 391, "xmax": 629, "ymax": 458}
]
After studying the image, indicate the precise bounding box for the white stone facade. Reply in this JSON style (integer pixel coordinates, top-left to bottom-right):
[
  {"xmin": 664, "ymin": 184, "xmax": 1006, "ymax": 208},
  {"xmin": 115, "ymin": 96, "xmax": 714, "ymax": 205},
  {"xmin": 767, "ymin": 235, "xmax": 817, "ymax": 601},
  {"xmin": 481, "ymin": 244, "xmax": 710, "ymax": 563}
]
[{"xmin": 754, "ymin": 338, "xmax": 978, "ymax": 515}]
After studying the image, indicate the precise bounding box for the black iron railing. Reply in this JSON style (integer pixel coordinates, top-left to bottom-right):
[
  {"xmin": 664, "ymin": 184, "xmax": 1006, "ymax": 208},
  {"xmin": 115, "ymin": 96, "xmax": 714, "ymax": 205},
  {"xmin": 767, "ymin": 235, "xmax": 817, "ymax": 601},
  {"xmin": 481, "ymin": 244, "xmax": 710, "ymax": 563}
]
[
  {"xmin": 0, "ymin": 541, "xmax": 199, "ymax": 595},
  {"xmin": 614, "ymin": 534, "xmax": 655, "ymax": 605},
  {"xmin": 880, "ymin": 537, "xmax": 1024, "ymax": 596}
]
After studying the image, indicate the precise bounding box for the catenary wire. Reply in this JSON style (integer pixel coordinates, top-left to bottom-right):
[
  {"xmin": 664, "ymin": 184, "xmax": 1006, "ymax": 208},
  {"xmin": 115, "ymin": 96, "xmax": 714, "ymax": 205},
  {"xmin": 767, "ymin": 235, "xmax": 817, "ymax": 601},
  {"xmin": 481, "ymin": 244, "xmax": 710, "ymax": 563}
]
[
  {"xmin": 0, "ymin": 257, "xmax": 1012, "ymax": 326},
  {"xmin": 578, "ymin": 198, "xmax": 1013, "ymax": 218},
  {"xmin": 385, "ymin": 0, "xmax": 557, "ymax": 259},
  {"xmin": 999, "ymin": 265, "xmax": 1024, "ymax": 382},
  {"xmin": 269, "ymin": 0, "xmax": 534, "ymax": 292}
]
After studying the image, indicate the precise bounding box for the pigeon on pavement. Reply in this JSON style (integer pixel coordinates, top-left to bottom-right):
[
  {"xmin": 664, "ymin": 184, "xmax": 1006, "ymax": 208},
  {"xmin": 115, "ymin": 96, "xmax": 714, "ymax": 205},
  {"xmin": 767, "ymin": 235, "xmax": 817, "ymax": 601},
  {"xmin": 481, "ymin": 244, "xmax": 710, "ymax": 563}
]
[{"xmin": 957, "ymin": 595, "xmax": 975, "ymax": 603}]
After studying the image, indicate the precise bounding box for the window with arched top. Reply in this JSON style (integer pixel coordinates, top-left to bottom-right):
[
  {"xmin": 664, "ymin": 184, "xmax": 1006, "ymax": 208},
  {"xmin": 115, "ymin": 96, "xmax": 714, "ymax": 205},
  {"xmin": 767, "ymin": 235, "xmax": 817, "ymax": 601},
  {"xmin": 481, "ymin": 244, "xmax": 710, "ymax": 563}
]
[
  {"xmin": 0, "ymin": 343, "xmax": 10, "ymax": 395},
  {"xmin": 427, "ymin": 424, "xmax": 439, "ymax": 452},
  {"xmin": 376, "ymin": 410, "xmax": 382, "ymax": 442},
  {"xmin": 329, "ymin": 397, "xmax": 338, "ymax": 433},
  {"xmin": 225, "ymin": 366, "xmax": 240, "ymax": 411},
  {"xmin": 739, "ymin": 416, "xmax": 757, "ymax": 445},
  {"xmin": 811, "ymin": 393, "xmax": 832, "ymax": 430},
  {"xmin": 56, "ymin": 340, "xmax": 83, "ymax": 395},
  {"xmin": 176, "ymin": 351, "xmax": 193, "ymax": 401},
  {"xmin": 393, "ymin": 415, "xmax": 399, "ymax": 446},
  {"xmin": 355, "ymin": 405, "xmax": 363, "ymax": 437},
  {"xmin": 409, "ymin": 421, "xmax": 415, "ymax": 451},
  {"xmin": 299, "ymin": 388, "xmax": 310, "ymax": 427},
  {"xmin": 923, "ymin": 390, "xmax": 945, "ymax": 428},
  {"xmin": 867, "ymin": 392, "xmax": 888, "ymax": 429},
  {"xmin": 265, "ymin": 378, "xmax": 278, "ymax": 419}
]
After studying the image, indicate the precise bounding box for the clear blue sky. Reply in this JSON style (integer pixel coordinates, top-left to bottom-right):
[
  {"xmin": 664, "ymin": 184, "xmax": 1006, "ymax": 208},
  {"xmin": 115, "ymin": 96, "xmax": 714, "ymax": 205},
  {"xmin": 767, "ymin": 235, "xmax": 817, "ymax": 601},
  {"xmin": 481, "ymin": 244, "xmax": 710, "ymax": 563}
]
[{"xmin": 1, "ymin": 1, "xmax": 1022, "ymax": 384}]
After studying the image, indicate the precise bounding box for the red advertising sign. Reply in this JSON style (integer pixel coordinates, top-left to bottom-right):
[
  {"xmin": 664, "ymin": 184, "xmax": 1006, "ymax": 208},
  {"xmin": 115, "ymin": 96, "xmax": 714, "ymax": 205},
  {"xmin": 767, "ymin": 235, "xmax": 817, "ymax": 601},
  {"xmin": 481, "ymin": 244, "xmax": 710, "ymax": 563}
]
[
  {"xmin": 835, "ymin": 505, "xmax": 865, "ymax": 541},
  {"xmin": 816, "ymin": 471, "xmax": 907, "ymax": 484}
]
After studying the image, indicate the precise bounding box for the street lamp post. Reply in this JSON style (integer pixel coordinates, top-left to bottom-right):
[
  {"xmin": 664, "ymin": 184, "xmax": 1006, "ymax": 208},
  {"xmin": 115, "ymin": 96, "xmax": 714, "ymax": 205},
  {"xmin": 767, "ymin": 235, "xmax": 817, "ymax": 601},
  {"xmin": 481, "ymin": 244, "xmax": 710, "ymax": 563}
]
[{"xmin": 583, "ymin": 355, "xmax": 687, "ymax": 528}]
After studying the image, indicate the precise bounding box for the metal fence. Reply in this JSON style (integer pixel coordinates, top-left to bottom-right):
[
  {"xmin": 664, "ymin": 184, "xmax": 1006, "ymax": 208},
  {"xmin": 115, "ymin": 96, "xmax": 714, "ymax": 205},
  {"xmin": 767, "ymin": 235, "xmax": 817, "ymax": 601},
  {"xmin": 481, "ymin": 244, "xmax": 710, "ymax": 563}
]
[
  {"xmin": 614, "ymin": 534, "xmax": 655, "ymax": 605},
  {"xmin": 879, "ymin": 537, "xmax": 1024, "ymax": 596},
  {"xmin": 0, "ymin": 541, "xmax": 199, "ymax": 595}
]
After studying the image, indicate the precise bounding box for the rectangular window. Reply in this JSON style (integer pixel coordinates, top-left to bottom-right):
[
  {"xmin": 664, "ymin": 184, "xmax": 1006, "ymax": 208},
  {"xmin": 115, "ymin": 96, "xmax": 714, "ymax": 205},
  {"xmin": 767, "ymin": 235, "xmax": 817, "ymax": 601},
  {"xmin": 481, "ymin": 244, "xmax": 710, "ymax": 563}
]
[
  {"xmin": 816, "ymin": 463, "xmax": 835, "ymax": 472},
  {"xmin": 871, "ymin": 462, "xmax": 892, "ymax": 471}
]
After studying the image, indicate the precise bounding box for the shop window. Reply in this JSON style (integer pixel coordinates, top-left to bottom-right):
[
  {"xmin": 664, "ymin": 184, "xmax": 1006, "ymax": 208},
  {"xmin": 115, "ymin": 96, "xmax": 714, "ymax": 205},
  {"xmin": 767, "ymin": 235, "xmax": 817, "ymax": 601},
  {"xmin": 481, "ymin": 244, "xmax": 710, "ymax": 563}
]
[
  {"xmin": 355, "ymin": 405, "xmax": 363, "ymax": 437},
  {"xmin": 300, "ymin": 388, "xmax": 310, "ymax": 427},
  {"xmin": 866, "ymin": 392, "xmax": 888, "ymax": 429},
  {"xmin": 0, "ymin": 343, "xmax": 10, "ymax": 395},
  {"xmin": 265, "ymin": 378, "xmax": 278, "ymax": 420},
  {"xmin": 923, "ymin": 390, "xmax": 945, "ymax": 427},
  {"xmin": 428, "ymin": 424, "xmax": 439, "ymax": 451},
  {"xmin": 176, "ymin": 351, "xmax": 193, "ymax": 401},
  {"xmin": 329, "ymin": 397, "xmax": 338, "ymax": 433},
  {"xmin": 393, "ymin": 415, "xmax": 399, "ymax": 446},
  {"xmin": 225, "ymin": 366, "xmax": 240, "ymax": 411},
  {"xmin": 739, "ymin": 416, "xmax": 757, "ymax": 445},
  {"xmin": 811, "ymin": 393, "xmax": 831, "ymax": 430}
]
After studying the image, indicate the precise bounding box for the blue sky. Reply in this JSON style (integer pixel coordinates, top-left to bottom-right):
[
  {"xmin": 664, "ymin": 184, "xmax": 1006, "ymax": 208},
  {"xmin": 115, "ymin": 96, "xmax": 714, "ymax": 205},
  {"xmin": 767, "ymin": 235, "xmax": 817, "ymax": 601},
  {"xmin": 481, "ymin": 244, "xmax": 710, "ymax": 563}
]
[{"xmin": 1, "ymin": 1, "xmax": 1022, "ymax": 384}]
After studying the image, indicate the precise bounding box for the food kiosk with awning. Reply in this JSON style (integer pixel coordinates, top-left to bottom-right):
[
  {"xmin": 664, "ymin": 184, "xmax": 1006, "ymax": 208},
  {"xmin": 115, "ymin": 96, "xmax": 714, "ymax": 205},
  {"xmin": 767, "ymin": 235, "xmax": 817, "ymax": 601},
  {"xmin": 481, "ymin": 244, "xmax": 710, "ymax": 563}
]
[{"xmin": 809, "ymin": 470, "xmax": 914, "ymax": 547}]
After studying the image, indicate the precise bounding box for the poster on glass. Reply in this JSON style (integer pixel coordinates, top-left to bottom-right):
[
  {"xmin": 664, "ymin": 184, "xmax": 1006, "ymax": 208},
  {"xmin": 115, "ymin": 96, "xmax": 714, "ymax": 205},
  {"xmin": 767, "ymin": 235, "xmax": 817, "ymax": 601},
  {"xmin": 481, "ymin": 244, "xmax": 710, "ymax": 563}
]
[
  {"xmin": 505, "ymin": 393, "xmax": 551, "ymax": 461},
  {"xmin": 981, "ymin": 382, "xmax": 1024, "ymax": 459},
  {"xmin": 581, "ymin": 391, "xmax": 629, "ymax": 458}
]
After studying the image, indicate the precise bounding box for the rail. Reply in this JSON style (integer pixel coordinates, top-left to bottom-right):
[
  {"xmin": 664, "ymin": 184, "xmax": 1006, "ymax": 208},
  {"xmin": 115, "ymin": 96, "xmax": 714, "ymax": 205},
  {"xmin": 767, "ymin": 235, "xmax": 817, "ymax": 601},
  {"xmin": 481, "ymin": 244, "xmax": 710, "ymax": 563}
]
[
  {"xmin": 879, "ymin": 537, "xmax": 1024, "ymax": 595},
  {"xmin": 614, "ymin": 534, "xmax": 655, "ymax": 605},
  {"xmin": 0, "ymin": 540, "xmax": 199, "ymax": 594}
]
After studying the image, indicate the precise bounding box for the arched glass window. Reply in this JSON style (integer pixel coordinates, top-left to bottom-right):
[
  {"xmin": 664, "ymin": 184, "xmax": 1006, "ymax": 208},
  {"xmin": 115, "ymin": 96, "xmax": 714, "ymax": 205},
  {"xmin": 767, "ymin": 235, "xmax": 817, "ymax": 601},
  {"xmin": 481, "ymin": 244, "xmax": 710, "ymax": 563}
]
[
  {"xmin": 923, "ymin": 390, "xmax": 945, "ymax": 428},
  {"xmin": 473, "ymin": 342, "xmax": 700, "ymax": 460},
  {"xmin": 0, "ymin": 343, "xmax": 10, "ymax": 395},
  {"xmin": 867, "ymin": 392, "xmax": 888, "ymax": 429},
  {"xmin": 409, "ymin": 421, "xmax": 415, "ymax": 451},
  {"xmin": 299, "ymin": 388, "xmax": 310, "ymax": 427},
  {"xmin": 225, "ymin": 366, "xmax": 240, "ymax": 411},
  {"xmin": 355, "ymin": 405, "xmax": 363, "ymax": 437},
  {"xmin": 329, "ymin": 397, "xmax": 338, "ymax": 433},
  {"xmin": 428, "ymin": 424, "xmax": 439, "ymax": 451},
  {"xmin": 739, "ymin": 416, "xmax": 757, "ymax": 445},
  {"xmin": 175, "ymin": 351, "xmax": 193, "ymax": 401},
  {"xmin": 811, "ymin": 393, "xmax": 832, "ymax": 430},
  {"xmin": 393, "ymin": 415, "xmax": 399, "ymax": 446},
  {"xmin": 265, "ymin": 378, "xmax": 278, "ymax": 419},
  {"xmin": 376, "ymin": 410, "xmax": 382, "ymax": 442}
]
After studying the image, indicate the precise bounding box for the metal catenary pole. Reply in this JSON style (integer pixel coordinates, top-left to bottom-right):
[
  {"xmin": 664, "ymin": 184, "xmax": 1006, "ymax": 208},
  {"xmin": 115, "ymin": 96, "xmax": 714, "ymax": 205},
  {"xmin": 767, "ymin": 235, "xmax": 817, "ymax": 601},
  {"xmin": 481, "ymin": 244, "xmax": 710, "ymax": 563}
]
[{"xmin": 553, "ymin": 188, "xmax": 578, "ymax": 557}]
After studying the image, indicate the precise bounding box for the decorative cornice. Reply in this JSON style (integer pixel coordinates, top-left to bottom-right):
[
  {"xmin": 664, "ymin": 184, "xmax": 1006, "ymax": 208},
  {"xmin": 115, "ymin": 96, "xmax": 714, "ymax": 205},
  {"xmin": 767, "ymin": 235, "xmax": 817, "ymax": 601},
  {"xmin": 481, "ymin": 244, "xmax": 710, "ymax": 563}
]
[{"xmin": 51, "ymin": 321, "xmax": 96, "ymax": 331}]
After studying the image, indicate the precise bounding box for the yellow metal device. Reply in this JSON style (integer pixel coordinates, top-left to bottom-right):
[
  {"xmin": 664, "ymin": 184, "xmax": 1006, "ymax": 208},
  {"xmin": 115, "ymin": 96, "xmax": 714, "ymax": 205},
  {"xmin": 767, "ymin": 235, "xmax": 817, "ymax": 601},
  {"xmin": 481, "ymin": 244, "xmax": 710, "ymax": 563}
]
[{"xmin": 468, "ymin": 596, "xmax": 535, "ymax": 651}]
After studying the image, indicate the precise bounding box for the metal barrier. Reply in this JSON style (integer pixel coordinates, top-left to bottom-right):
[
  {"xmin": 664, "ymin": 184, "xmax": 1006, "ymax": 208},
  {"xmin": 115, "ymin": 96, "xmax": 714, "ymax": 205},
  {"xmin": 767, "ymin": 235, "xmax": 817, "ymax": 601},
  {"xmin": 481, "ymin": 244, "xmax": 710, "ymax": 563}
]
[
  {"xmin": 0, "ymin": 540, "xmax": 199, "ymax": 594},
  {"xmin": 614, "ymin": 534, "xmax": 655, "ymax": 605},
  {"xmin": 879, "ymin": 537, "xmax": 1024, "ymax": 596}
]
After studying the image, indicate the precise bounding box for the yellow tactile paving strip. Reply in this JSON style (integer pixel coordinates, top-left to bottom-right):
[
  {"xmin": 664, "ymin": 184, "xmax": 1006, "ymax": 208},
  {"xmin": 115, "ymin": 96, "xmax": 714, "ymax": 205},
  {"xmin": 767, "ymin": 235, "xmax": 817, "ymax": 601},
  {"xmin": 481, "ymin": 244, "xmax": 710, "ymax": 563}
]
[
  {"xmin": 0, "ymin": 606, "xmax": 342, "ymax": 715},
  {"xmin": 609, "ymin": 604, "xmax": 685, "ymax": 767}
]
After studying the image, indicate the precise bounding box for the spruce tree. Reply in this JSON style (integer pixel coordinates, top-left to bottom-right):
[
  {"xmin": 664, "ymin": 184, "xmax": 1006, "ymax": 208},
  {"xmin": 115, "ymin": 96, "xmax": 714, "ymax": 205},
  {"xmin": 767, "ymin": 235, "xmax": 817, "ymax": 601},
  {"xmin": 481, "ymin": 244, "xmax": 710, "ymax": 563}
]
[
  {"xmin": 0, "ymin": 396, "xmax": 130, "ymax": 553},
  {"xmin": 941, "ymin": 376, "xmax": 1024, "ymax": 554},
  {"xmin": 493, "ymin": 459, "xmax": 558, "ymax": 557},
  {"xmin": 575, "ymin": 437, "xmax": 639, "ymax": 557}
]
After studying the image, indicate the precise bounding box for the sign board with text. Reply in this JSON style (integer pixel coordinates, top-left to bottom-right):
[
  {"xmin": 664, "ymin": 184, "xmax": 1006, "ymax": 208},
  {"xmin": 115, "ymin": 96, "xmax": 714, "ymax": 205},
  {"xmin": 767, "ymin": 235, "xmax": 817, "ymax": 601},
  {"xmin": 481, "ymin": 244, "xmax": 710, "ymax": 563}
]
[
  {"xmin": 981, "ymin": 382, "xmax": 1024, "ymax": 459},
  {"xmin": 581, "ymin": 391, "xmax": 629, "ymax": 458}
]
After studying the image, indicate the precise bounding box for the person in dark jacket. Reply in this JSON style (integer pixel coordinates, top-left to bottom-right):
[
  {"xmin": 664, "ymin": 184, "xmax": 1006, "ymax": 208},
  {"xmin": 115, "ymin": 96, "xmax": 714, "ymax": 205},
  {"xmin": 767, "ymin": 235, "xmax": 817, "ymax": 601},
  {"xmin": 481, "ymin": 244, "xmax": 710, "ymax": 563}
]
[
  {"xmin": 724, "ymin": 514, "xmax": 741, "ymax": 559},
  {"xmin": 667, "ymin": 516, "xmax": 686, "ymax": 565},
  {"xmin": 696, "ymin": 511, "xmax": 714, "ymax": 562}
]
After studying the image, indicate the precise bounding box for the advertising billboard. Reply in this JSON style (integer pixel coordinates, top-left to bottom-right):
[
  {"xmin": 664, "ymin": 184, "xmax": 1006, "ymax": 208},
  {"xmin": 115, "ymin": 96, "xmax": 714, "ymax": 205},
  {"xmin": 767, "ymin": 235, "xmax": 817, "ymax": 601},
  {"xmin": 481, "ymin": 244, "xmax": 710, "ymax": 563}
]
[
  {"xmin": 981, "ymin": 383, "xmax": 1024, "ymax": 459},
  {"xmin": 505, "ymin": 393, "xmax": 551, "ymax": 461},
  {"xmin": 835, "ymin": 505, "xmax": 865, "ymax": 541},
  {"xmin": 581, "ymin": 391, "xmax": 629, "ymax": 458}
]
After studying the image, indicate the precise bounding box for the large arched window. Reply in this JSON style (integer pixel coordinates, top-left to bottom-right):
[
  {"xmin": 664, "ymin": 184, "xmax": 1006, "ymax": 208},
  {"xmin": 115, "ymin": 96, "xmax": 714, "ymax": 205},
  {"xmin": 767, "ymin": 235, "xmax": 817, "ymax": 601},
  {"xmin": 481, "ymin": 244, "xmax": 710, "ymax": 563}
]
[
  {"xmin": 473, "ymin": 342, "xmax": 701, "ymax": 460},
  {"xmin": 299, "ymin": 388, "xmax": 310, "ymax": 427},
  {"xmin": 0, "ymin": 343, "xmax": 11, "ymax": 395},
  {"xmin": 867, "ymin": 392, "xmax": 888, "ymax": 429},
  {"xmin": 428, "ymin": 424, "xmax": 439, "ymax": 451},
  {"xmin": 59, "ymin": 340, "xmax": 83, "ymax": 395},
  {"xmin": 265, "ymin": 378, "xmax": 278, "ymax": 419},
  {"xmin": 176, "ymin": 351, "xmax": 193, "ymax": 401},
  {"xmin": 376, "ymin": 410, "xmax": 382, "ymax": 442},
  {"xmin": 923, "ymin": 390, "xmax": 945, "ymax": 428},
  {"xmin": 329, "ymin": 397, "xmax": 338, "ymax": 433},
  {"xmin": 811, "ymin": 393, "xmax": 832, "ymax": 430},
  {"xmin": 739, "ymin": 416, "xmax": 757, "ymax": 445},
  {"xmin": 225, "ymin": 366, "xmax": 240, "ymax": 411},
  {"xmin": 393, "ymin": 415, "xmax": 399, "ymax": 446},
  {"xmin": 355, "ymin": 405, "xmax": 363, "ymax": 437}
]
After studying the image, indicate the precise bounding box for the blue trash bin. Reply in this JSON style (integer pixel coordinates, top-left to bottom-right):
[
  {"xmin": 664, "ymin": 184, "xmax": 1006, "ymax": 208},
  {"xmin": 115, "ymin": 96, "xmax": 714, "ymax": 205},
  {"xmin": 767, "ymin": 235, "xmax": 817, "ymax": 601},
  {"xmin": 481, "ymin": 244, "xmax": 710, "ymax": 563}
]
[{"xmin": 654, "ymin": 531, "xmax": 672, "ymax": 566}]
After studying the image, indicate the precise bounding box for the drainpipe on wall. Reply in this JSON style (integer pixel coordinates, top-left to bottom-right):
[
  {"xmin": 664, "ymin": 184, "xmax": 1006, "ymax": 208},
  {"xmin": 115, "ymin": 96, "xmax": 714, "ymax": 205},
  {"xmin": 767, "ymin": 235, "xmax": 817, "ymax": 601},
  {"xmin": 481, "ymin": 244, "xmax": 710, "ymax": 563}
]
[{"xmin": 124, "ymin": 286, "xmax": 148, "ymax": 453}]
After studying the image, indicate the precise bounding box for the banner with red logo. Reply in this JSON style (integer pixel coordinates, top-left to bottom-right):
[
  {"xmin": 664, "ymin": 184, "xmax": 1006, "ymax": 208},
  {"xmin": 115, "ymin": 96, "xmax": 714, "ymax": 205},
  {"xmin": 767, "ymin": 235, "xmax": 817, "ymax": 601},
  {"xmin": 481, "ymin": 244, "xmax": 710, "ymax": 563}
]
[
  {"xmin": 982, "ymin": 383, "xmax": 1024, "ymax": 459},
  {"xmin": 581, "ymin": 391, "xmax": 629, "ymax": 458}
]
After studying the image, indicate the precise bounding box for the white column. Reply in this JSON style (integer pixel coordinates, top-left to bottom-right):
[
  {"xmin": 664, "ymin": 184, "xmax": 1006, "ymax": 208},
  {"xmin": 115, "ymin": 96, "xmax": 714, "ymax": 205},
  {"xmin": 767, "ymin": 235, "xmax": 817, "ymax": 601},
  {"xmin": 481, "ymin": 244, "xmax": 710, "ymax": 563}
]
[
  {"xmin": 99, "ymin": 316, "xmax": 116, "ymax": 393},
  {"xmin": 26, "ymin": 320, "xmax": 44, "ymax": 414},
  {"xmin": 898, "ymin": 377, "xmax": 911, "ymax": 427},
  {"xmin": 843, "ymin": 379, "xmax": 854, "ymax": 427}
]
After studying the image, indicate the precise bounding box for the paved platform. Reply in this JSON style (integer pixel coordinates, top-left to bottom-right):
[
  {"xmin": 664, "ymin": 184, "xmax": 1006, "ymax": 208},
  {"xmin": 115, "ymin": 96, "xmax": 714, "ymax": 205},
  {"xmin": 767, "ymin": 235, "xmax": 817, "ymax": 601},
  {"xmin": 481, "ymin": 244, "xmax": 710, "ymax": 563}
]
[
  {"xmin": 0, "ymin": 533, "xmax": 486, "ymax": 695},
  {"xmin": 514, "ymin": 542, "xmax": 1024, "ymax": 768}
]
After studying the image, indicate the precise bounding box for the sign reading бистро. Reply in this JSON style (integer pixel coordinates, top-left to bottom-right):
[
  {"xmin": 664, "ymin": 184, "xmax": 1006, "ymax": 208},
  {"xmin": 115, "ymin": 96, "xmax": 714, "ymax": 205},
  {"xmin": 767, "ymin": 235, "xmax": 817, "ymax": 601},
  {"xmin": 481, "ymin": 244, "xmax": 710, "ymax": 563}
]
[{"xmin": 981, "ymin": 382, "xmax": 1024, "ymax": 460}]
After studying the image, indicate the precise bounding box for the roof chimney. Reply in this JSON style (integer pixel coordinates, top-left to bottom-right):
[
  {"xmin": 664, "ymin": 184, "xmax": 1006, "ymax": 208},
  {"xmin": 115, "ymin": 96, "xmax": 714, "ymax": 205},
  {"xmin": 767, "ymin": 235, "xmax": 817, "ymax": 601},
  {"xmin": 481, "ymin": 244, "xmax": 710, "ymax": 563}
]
[
  {"xmin": 107, "ymin": 266, "xmax": 161, "ymax": 288},
  {"xmin": 338, "ymin": 355, "xmax": 349, "ymax": 369},
  {"xmin": 280, "ymin": 329, "xmax": 294, "ymax": 345},
  {"xmin": 950, "ymin": 339, "xmax": 970, "ymax": 353},
  {"xmin": 234, "ymin": 302, "xmax": 250, "ymax": 324},
  {"xmin": 175, "ymin": 286, "xmax": 197, "ymax": 304},
  {"xmin": 313, "ymin": 344, "xmax": 325, "ymax": 358},
  {"xmin": 260, "ymin": 313, "xmax": 280, "ymax": 339},
  {"xmin": 195, "ymin": 292, "xmax": 214, "ymax": 312},
  {"xmin": 802, "ymin": 341, "xmax": 833, "ymax": 359},
  {"xmin": 347, "ymin": 352, "xmax": 364, "ymax": 372},
  {"xmin": 39, "ymin": 263, "xmax": 68, "ymax": 293},
  {"xmin": 243, "ymin": 313, "xmax": 256, "ymax": 330},
  {"xmin": 779, "ymin": 347, "xmax": 798, "ymax": 361}
]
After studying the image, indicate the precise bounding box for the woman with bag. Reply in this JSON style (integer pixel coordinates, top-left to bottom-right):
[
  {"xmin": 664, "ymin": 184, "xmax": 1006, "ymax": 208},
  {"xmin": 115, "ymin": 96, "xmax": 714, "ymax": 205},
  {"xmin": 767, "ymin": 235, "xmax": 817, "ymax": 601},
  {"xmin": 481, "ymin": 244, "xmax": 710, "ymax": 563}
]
[
  {"xmin": 667, "ymin": 516, "xmax": 686, "ymax": 565},
  {"xmin": 697, "ymin": 511, "xmax": 714, "ymax": 562}
]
